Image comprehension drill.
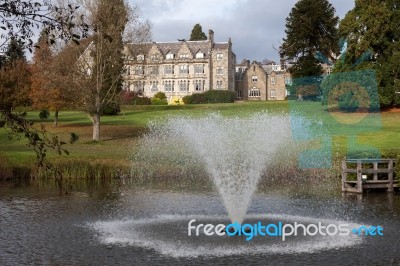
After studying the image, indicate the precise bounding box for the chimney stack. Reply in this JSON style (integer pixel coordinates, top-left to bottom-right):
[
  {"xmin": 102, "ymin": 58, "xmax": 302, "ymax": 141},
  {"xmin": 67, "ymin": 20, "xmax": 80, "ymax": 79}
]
[
  {"xmin": 280, "ymin": 51, "xmax": 286, "ymax": 70},
  {"xmin": 280, "ymin": 59, "xmax": 285, "ymax": 70},
  {"xmin": 208, "ymin": 29, "xmax": 214, "ymax": 46}
]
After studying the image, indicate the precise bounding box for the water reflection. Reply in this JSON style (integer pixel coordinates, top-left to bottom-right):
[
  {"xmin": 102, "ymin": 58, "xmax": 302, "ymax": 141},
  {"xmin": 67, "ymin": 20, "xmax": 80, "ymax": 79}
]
[{"xmin": 0, "ymin": 179, "xmax": 399, "ymax": 265}]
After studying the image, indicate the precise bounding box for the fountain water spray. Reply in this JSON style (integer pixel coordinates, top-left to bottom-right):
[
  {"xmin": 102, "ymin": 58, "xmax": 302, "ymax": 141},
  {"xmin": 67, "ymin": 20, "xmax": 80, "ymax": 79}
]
[{"xmin": 132, "ymin": 112, "xmax": 318, "ymax": 223}]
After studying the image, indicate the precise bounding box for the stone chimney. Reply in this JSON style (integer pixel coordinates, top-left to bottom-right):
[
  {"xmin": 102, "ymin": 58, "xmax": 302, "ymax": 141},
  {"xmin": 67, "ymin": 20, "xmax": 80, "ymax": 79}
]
[
  {"xmin": 228, "ymin": 37, "xmax": 232, "ymax": 48},
  {"xmin": 208, "ymin": 29, "xmax": 214, "ymax": 46},
  {"xmin": 280, "ymin": 51, "xmax": 286, "ymax": 70},
  {"xmin": 280, "ymin": 59, "xmax": 285, "ymax": 70}
]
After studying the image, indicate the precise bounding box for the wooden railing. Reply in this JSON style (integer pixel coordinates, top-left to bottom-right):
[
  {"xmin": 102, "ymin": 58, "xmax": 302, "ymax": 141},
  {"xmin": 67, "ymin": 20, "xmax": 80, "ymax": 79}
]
[{"xmin": 342, "ymin": 159, "xmax": 397, "ymax": 193}]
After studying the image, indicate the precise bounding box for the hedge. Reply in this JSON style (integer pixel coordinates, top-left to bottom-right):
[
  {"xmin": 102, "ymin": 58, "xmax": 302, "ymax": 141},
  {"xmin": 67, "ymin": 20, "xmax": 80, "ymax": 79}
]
[{"xmin": 182, "ymin": 90, "xmax": 235, "ymax": 104}]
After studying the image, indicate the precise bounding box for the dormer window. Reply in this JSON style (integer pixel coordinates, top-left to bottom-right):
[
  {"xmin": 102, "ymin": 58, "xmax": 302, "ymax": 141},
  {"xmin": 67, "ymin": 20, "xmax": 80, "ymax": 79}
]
[
  {"xmin": 196, "ymin": 52, "xmax": 204, "ymax": 59},
  {"xmin": 179, "ymin": 54, "xmax": 189, "ymax": 59},
  {"xmin": 137, "ymin": 54, "xmax": 145, "ymax": 61},
  {"xmin": 150, "ymin": 54, "xmax": 159, "ymax": 60},
  {"xmin": 166, "ymin": 53, "xmax": 174, "ymax": 60}
]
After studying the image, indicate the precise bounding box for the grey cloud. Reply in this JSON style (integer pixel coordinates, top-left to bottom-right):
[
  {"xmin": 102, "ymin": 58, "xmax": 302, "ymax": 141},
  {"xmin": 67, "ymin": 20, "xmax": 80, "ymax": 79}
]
[{"xmin": 134, "ymin": 0, "xmax": 355, "ymax": 63}]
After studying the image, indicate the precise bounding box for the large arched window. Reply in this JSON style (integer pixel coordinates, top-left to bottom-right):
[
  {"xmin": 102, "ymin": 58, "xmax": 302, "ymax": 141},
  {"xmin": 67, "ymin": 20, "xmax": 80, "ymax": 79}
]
[
  {"xmin": 164, "ymin": 80, "xmax": 174, "ymax": 92},
  {"xmin": 194, "ymin": 80, "xmax": 205, "ymax": 91},
  {"xmin": 179, "ymin": 80, "xmax": 189, "ymax": 92},
  {"xmin": 249, "ymin": 87, "xmax": 260, "ymax": 97}
]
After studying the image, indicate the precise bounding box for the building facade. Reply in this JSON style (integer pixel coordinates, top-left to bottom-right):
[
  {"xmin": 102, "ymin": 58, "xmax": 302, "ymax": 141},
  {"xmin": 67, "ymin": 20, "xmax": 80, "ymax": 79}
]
[
  {"xmin": 235, "ymin": 61, "xmax": 291, "ymax": 101},
  {"xmin": 123, "ymin": 30, "xmax": 236, "ymax": 101}
]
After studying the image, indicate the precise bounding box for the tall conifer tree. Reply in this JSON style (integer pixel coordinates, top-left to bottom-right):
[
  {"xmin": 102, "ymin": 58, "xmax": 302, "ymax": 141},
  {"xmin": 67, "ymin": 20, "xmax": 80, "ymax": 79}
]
[
  {"xmin": 190, "ymin": 24, "xmax": 207, "ymax": 41},
  {"xmin": 337, "ymin": 0, "xmax": 400, "ymax": 107},
  {"xmin": 281, "ymin": 0, "xmax": 339, "ymax": 78}
]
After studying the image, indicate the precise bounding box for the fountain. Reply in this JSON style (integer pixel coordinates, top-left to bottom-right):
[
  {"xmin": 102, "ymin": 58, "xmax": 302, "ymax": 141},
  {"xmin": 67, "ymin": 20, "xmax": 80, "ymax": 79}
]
[
  {"xmin": 151, "ymin": 112, "xmax": 293, "ymax": 223},
  {"xmin": 90, "ymin": 112, "xmax": 368, "ymax": 258},
  {"xmin": 1, "ymin": 115, "xmax": 397, "ymax": 264}
]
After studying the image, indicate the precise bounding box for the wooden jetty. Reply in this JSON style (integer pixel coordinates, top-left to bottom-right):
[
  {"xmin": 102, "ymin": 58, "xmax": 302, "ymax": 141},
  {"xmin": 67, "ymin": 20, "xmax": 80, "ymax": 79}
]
[{"xmin": 342, "ymin": 159, "xmax": 397, "ymax": 193}]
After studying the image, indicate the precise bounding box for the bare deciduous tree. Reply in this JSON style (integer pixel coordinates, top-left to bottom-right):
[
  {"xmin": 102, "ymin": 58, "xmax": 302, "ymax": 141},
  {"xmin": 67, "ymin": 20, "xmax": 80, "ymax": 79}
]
[
  {"xmin": 72, "ymin": 0, "xmax": 127, "ymax": 141},
  {"xmin": 123, "ymin": 3, "xmax": 152, "ymax": 43},
  {"xmin": 54, "ymin": 0, "xmax": 151, "ymax": 141}
]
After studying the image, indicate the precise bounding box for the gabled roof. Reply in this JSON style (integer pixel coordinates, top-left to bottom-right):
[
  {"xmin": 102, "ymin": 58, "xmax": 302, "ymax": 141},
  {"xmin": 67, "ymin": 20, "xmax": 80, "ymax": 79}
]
[
  {"xmin": 195, "ymin": 48, "xmax": 205, "ymax": 54},
  {"xmin": 157, "ymin": 42, "xmax": 181, "ymax": 55},
  {"xmin": 262, "ymin": 65, "xmax": 287, "ymax": 75},
  {"xmin": 149, "ymin": 42, "xmax": 163, "ymax": 56},
  {"xmin": 124, "ymin": 39, "xmax": 230, "ymax": 59},
  {"xmin": 125, "ymin": 43, "xmax": 152, "ymax": 56}
]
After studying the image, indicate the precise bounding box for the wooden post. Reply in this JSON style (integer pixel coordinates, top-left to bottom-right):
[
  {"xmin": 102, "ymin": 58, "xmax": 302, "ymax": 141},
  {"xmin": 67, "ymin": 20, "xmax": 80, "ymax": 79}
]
[
  {"xmin": 388, "ymin": 159, "xmax": 394, "ymax": 193},
  {"xmin": 373, "ymin": 162, "xmax": 378, "ymax": 181},
  {"xmin": 357, "ymin": 161, "xmax": 363, "ymax": 193},
  {"xmin": 342, "ymin": 160, "xmax": 347, "ymax": 192}
]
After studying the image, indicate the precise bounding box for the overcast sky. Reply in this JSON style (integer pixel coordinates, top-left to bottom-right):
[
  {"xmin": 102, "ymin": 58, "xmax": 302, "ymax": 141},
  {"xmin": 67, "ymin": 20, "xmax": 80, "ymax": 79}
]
[{"xmin": 131, "ymin": 0, "xmax": 355, "ymax": 63}]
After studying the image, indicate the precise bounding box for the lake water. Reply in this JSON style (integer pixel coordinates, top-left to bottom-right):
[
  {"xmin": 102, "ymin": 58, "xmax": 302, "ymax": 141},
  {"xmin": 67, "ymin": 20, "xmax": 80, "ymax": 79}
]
[{"xmin": 1, "ymin": 180, "xmax": 399, "ymax": 265}]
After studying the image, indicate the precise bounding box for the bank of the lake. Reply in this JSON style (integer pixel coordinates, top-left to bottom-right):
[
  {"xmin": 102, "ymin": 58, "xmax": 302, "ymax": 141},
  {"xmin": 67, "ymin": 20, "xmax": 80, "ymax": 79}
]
[{"xmin": 1, "ymin": 101, "xmax": 400, "ymax": 181}]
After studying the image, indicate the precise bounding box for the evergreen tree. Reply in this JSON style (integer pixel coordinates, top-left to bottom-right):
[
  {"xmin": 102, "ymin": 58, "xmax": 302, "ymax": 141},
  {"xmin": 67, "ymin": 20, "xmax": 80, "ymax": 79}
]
[
  {"xmin": 0, "ymin": 39, "xmax": 31, "ymax": 112},
  {"xmin": 189, "ymin": 24, "xmax": 207, "ymax": 41},
  {"xmin": 336, "ymin": 0, "xmax": 400, "ymax": 108},
  {"xmin": 5, "ymin": 38, "xmax": 26, "ymax": 63},
  {"xmin": 281, "ymin": 0, "xmax": 339, "ymax": 78},
  {"xmin": 32, "ymin": 30, "xmax": 53, "ymax": 69}
]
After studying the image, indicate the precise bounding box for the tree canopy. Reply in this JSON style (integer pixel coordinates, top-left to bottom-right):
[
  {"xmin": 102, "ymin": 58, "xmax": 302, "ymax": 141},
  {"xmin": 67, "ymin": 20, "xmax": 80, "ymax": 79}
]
[
  {"xmin": 72, "ymin": 0, "xmax": 128, "ymax": 141},
  {"xmin": 189, "ymin": 23, "xmax": 207, "ymax": 41},
  {"xmin": 0, "ymin": 38, "xmax": 30, "ymax": 112},
  {"xmin": 335, "ymin": 0, "xmax": 400, "ymax": 108},
  {"xmin": 0, "ymin": 0, "xmax": 88, "ymax": 193},
  {"xmin": 281, "ymin": 0, "xmax": 339, "ymax": 78},
  {"xmin": 0, "ymin": 0, "xmax": 88, "ymax": 51}
]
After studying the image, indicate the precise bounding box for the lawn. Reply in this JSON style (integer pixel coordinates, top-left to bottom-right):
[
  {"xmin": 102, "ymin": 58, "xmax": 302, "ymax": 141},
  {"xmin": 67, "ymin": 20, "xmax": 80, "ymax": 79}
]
[{"xmin": 1, "ymin": 101, "xmax": 399, "ymax": 178}]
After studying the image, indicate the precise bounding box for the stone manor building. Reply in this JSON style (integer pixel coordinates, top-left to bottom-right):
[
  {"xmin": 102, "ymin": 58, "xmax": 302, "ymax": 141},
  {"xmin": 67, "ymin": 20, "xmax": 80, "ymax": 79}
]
[
  {"xmin": 123, "ymin": 30, "xmax": 236, "ymax": 100},
  {"xmin": 235, "ymin": 60, "xmax": 291, "ymax": 101}
]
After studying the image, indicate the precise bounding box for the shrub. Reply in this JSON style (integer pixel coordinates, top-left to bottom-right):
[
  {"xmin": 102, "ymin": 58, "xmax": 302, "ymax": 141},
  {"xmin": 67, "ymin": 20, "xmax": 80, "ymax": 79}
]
[
  {"xmin": 182, "ymin": 95, "xmax": 193, "ymax": 104},
  {"xmin": 183, "ymin": 90, "xmax": 235, "ymax": 104},
  {"xmin": 381, "ymin": 149, "xmax": 400, "ymax": 159},
  {"xmin": 153, "ymin": 92, "xmax": 167, "ymax": 100},
  {"xmin": 338, "ymin": 91, "xmax": 359, "ymax": 112},
  {"xmin": 204, "ymin": 90, "xmax": 236, "ymax": 103},
  {"xmin": 168, "ymin": 96, "xmax": 185, "ymax": 105},
  {"xmin": 120, "ymin": 90, "xmax": 137, "ymax": 104},
  {"xmin": 151, "ymin": 97, "xmax": 168, "ymax": 105},
  {"xmin": 120, "ymin": 90, "xmax": 151, "ymax": 105},
  {"xmin": 102, "ymin": 103, "xmax": 121, "ymax": 115},
  {"xmin": 39, "ymin": 110, "xmax": 50, "ymax": 120},
  {"xmin": 133, "ymin": 97, "xmax": 151, "ymax": 105}
]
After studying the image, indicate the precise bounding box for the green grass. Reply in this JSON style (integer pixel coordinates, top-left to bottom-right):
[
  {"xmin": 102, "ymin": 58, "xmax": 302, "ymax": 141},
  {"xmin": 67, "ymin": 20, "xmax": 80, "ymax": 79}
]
[
  {"xmin": 1, "ymin": 101, "xmax": 400, "ymax": 179},
  {"xmin": 1, "ymin": 102, "xmax": 287, "ymax": 169},
  {"xmin": 288, "ymin": 101, "xmax": 400, "ymax": 154}
]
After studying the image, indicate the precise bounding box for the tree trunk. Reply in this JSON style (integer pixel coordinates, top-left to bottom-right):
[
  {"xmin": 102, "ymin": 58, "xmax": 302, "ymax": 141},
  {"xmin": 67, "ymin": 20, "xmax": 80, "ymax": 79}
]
[
  {"xmin": 53, "ymin": 110, "xmax": 59, "ymax": 127},
  {"xmin": 91, "ymin": 113, "xmax": 100, "ymax": 141}
]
